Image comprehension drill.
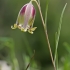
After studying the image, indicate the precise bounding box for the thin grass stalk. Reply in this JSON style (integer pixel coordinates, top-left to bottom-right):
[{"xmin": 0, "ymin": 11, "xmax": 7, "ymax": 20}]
[{"xmin": 54, "ymin": 3, "xmax": 67, "ymax": 70}]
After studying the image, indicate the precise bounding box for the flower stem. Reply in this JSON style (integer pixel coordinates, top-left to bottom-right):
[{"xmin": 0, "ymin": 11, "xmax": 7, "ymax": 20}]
[{"xmin": 31, "ymin": 0, "xmax": 56, "ymax": 70}]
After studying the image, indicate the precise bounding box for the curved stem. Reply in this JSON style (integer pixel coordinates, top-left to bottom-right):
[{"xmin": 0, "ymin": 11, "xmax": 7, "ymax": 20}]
[
  {"xmin": 31, "ymin": 0, "xmax": 56, "ymax": 70},
  {"xmin": 31, "ymin": 0, "xmax": 45, "ymax": 28}
]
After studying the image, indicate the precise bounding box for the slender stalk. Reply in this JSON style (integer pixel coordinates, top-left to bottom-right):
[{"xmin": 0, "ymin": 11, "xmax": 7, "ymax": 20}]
[
  {"xmin": 25, "ymin": 50, "xmax": 35, "ymax": 70},
  {"xmin": 38, "ymin": 0, "xmax": 40, "ymax": 5},
  {"xmin": 31, "ymin": 0, "xmax": 56, "ymax": 70}
]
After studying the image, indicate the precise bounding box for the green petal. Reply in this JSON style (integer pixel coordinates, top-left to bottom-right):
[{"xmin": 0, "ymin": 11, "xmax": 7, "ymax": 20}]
[
  {"xmin": 28, "ymin": 17, "xmax": 34, "ymax": 27},
  {"xmin": 28, "ymin": 27, "xmax": 37, "ymax": 34},
  {"xmin": 17, "ymin": 14, "xmax": 24, "ymax": 24},
  {"xmin": 11, "ymin": 24, "xmax": 17, "ymax": 29}
]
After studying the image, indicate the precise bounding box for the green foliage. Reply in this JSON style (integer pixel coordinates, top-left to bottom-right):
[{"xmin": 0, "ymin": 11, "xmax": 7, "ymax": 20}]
[
  {"xmin": 61, "ymin": 43, "xmax": 70, "ymax": 70},
  {"xmin": 0, "ymin": 37, "xmax": 17, "ymax": 70},
  {"xmin": 54, "ymin": 3, "xmax": 67, "ymax": 70}
]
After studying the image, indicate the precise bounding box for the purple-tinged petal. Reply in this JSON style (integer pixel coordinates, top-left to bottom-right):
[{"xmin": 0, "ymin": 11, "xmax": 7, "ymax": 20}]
[
  {"xmin": 32, "ymin": 6, "xmax": 36, "ymax": 18},
  {"xmin": 20, "ymin": 4, "xmax": 27, "ymax": 15},
  {"xmin": 24, "ymin": 2, "xmax": 32, "ymax": 20},
  {"xmin": 22, "ymin": 2, "xmax": 33, "ymax": 28}
]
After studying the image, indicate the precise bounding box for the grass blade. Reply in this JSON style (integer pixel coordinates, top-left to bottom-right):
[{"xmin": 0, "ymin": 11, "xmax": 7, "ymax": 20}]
[
  {"xmin": 54, "ymin": 3, "xmax": 67, "ymax": 70},
  {"xmin": 45, "ymin": 0, "xmax": 49, "ymax": 28}
]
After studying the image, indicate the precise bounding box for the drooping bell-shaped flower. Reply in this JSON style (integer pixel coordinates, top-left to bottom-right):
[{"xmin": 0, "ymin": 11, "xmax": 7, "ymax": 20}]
[{"xmin": 11, "ymin": 1, "xmax": 37, "ymax": 34}]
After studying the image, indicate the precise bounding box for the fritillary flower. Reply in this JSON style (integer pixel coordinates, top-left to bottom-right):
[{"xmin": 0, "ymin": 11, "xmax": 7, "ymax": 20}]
[{"xmin": 11, "ymin": 1, "xmax": 37, "ymax": 34}]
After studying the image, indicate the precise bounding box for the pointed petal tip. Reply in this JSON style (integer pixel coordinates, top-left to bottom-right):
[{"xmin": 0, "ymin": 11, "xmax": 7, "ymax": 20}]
[{"xmin": 11, "ymin": 24, "xmax": 17, "ymax": 29}]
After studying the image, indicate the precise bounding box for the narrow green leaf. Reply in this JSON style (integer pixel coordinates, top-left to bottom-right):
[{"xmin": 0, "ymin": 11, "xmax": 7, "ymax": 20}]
[
  {"xmin": 54, "ymin": 3, "xmax": 67, "ymax": 70},
  {"xmin": 45, "ymin": 0, "xmax": 49, "ymax": 29}
]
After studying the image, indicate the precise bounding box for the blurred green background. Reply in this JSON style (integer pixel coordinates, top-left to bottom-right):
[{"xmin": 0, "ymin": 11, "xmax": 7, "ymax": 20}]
[{"xmin": 0, "ymin": 0, "xmax": 70, "ymax": 70}]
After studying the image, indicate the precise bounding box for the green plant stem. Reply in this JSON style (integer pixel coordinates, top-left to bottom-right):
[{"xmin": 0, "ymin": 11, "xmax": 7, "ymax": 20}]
[
  {"xmin": 38, "ymin": 0, "xmax": 40, "ymax": 5},
  {"xmin": 54, "ymin": 3, "xmax": 67, "ymax": 70},
  {"xmin": 25, "ymin": 50, "xmax": 35, "ymax": 70},
  {"xmin": 31, "ymin": 0, "xmax": 56, "ymax": 70}
]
